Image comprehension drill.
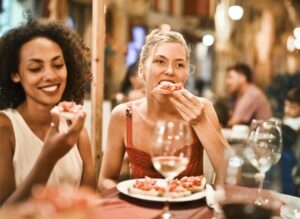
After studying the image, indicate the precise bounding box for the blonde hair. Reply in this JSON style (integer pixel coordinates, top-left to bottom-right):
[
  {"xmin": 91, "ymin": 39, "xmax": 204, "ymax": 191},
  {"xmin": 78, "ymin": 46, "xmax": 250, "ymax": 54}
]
[{"xmin": 139, "ymin": 28, "xmax": 191, "ymax": 68}]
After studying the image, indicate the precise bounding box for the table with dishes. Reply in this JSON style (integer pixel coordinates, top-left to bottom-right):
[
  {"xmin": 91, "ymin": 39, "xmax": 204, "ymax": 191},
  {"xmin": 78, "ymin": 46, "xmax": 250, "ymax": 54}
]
[
  {"xmin": 98, "ymin": 180, "xmax": 300, "ymax": 219},
  {"xmin": 221, "ymin": 124, "xmax": 250, "ymax": 144},
  {"xmin": 99, "ymin": 179, "xmax": 212, "ymax": 219},
  {"xmin": 84, "ymin": 120, "xmax": 298, "ymax": 218},
  {"xmin": 97, "ymin": 181, "xmax": 300, "ymax": 219},
  {"xmin": 1, "ymin": 120, "xmax": 299, "ymax": 219},
  {"xmin": 0, "ymin": 180, "xmax": 300, "ymax": 219}
]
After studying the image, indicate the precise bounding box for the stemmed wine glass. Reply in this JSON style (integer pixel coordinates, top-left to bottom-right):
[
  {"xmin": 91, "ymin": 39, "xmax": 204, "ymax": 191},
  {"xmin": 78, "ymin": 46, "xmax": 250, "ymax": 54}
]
[
  {"xmin": 245, "ymin": 119, "xmax": 282, "ymax": 206},
  {"xmin": 151, "ymin": 119, "xmax": 192, "ymax": 219}
]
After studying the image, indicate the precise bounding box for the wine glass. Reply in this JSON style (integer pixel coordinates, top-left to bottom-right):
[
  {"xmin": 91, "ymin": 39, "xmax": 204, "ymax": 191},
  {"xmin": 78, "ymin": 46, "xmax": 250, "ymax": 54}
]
[
  {"xmin": 245, "ymin": 119, "xmax": 282, "ymax": 206},
  {"xmin": 214, "ymin": 145, "xmax": 275, "ymax": 219},
  {"xmin": 151, "ymin": 119, "xmax": 192, "ymax": 219}
]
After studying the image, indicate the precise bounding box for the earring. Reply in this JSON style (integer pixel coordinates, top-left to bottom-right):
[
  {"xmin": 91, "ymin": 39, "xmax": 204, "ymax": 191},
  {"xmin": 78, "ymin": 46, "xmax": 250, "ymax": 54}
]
[{"xmin": 11, "ymin": 73, "xmax": 21, "ymax": 83}]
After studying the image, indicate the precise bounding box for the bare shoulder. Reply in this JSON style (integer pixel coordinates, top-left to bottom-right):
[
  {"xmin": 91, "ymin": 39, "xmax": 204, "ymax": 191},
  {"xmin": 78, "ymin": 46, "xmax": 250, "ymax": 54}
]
[
  {"xmin": 110, "ymin": 98, "xmax": 146, "ymax": 119},
  {"xmin": 0, "ymin": 112, "xmax": 14, "ymax": 150},
  {"xmin": 110, "ymin": 102, "xmax": 128, "ymax": 119},
  {"xmin": 0, "ymin": 112, "xmax": 13, "ymax": 134}
]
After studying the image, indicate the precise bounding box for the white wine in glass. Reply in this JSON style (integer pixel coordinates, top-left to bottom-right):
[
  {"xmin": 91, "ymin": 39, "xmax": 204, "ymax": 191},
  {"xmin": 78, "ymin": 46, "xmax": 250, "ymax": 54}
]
[
  {"xmin": 245, "ymin": 119, "xmax": 282, "ymax": 206},
  {"xmin": 151, "ymin": 119, "xmax": 192, "ymax": 219}
]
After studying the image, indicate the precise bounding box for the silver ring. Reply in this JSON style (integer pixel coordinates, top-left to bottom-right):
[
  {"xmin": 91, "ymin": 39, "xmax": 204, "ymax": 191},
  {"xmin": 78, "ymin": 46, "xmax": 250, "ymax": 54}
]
[{"xmin": 50, "ymin": 122, "xmax": 57, "ymax": 128}]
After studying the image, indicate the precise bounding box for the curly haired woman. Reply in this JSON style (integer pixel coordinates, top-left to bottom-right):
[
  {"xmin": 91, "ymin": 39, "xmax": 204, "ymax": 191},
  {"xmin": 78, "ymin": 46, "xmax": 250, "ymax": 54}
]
[{"xmin": 0, "ymin": 16, "xmax": 96, "ymax": 205}]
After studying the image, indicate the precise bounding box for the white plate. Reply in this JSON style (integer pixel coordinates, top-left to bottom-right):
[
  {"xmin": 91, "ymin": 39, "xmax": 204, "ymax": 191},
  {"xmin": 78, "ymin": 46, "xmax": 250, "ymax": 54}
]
[
  {"xmin": 280, "ymin": 203, "xmax": 300, "ymax": 219},
  {"xmin": 116, "ymin": 178, "xmax": 206, "ymax": 202}
]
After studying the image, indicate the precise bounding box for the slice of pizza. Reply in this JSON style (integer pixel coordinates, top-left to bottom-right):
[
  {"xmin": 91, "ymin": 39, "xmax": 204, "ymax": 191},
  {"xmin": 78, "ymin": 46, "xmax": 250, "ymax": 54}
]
[
  {"xmin": 51, "ymin": 101, "xmax": 83, "ymax": 121},
  {"xmin": 156, "ymin": 81, "xmax": 184, "ymax": 94},
  {"xmin": 164, "ymin": 179, "xmax": 191, "ymax": 198},
  {"xmin": 179, "ymin": 176, "xmax": 207, "ymax": 193},
  {"xmin": 128, "ymin": 177, "xmax": 166, "ymax": 197}
]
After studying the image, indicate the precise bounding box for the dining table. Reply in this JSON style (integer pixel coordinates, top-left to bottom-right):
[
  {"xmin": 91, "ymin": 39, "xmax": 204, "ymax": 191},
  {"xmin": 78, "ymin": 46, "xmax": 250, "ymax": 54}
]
[
  {"xmin": 0, "ymin": 183, "xmax": 299, "ymax": 219},
  {"xmin": 93, "ymin": 182, "xmax": 300, "ymax": 219},
  {"xmin": 97, "ymin": 185, "xmax": 213, "ymax": 219}
]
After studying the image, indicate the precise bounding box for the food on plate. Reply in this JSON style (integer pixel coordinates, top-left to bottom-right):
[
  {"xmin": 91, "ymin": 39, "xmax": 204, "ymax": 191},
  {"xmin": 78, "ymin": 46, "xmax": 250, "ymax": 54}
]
[
  {"xmin": 128, "ymin": 177, "xmax": 165, "ymax": 197},
  {"xmin": 51, "ymin": 101, "xmax": 83, "ymax": 120},
  {"xmin": 156, "ymin": 81, "xmax": 183, "ymax": 94},
  {"xmin": 128, "ymin": 176, "xmax": 206, "ymax": 198},
  {"xmin": 179, "ymin": 175, "xmax": 207, "ymax": 193},
  {"xmin": 164, "ymin": 179, "xmax": 191, "ymax": 198}
]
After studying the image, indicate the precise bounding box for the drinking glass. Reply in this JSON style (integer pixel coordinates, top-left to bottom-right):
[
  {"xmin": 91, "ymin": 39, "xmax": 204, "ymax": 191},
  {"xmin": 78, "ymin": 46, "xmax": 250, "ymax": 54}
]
[
  {"xmin": 245, "ymin": 119, "xmax": 282, "ymax": 206},
  {"xmin": 151, "ymin": 119, "xmax": 192, "ymax": 219},
  {"xmin": 215, "ymin": 144, "xmax": 275, "ymax": 219}
]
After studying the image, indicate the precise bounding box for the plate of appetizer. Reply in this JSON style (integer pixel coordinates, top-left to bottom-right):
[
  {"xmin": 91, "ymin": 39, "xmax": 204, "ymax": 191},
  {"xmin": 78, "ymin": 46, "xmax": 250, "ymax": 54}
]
[{"xmin": 116, "ymin": 176, "xmax": 207, "ymax": 202}]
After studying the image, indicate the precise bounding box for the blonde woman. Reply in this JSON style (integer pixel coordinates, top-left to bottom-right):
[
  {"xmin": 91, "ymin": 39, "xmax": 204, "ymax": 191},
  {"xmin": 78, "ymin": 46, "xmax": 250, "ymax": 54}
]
[{"xmin": 98, "ymin": 27, "xmax": 230, "ymax": 191}]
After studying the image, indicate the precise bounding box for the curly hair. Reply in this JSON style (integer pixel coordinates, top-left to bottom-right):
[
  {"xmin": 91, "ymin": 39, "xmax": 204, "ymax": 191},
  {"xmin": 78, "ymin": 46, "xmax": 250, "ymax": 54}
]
[{"xmin": 0, "ymin": 16, "xmax": 91, "ymax": 109}]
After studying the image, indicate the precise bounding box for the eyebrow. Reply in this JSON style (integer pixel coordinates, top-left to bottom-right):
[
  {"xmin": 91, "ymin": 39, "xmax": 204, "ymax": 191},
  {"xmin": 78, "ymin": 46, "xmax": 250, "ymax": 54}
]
[
  {"xmin": 28, "ymin": 55, "xmax": 63, "ymax": 63},
  {"xmin": 154, "ymin": 54, "xmax": 185, "ymax": 62}
]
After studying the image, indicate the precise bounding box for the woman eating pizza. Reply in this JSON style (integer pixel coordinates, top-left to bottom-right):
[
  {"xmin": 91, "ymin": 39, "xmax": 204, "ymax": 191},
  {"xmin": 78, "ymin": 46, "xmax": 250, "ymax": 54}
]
[{"xmin": 98, "ymin": 25, "xmax": 230, "ymax": 192}]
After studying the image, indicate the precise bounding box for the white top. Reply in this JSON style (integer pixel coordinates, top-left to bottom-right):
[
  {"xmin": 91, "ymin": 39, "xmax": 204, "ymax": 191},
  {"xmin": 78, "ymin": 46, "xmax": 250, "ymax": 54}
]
[
  {"xmin": 283, "ymin": 116, "xmax": 300, "ymax": 131},
  {"xmin": 1, "ymin": 109, "xmax": 83, "ymax": 187}
]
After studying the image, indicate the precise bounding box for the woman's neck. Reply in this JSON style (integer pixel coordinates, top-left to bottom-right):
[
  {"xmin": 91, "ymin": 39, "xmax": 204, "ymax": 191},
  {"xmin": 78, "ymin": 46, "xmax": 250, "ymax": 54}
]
[
  {"xmin": 146, "ymin": 95, "xmax": 181, "ymax": 120},
  {"xmin": 17, "ymin": 102, "xmax": 52, "ymax": 127}
]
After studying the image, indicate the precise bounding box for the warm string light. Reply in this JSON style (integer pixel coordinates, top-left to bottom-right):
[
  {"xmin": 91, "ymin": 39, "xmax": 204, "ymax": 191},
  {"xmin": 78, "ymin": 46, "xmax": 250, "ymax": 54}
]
[
  {"xmin": 287, "ymin": 27, "xmax": 300, "ymax": 51},
  {"xmin": 202, "ymin": 34, "xmax": 215, "ymax": 46},
  {"xmin": 228, "ymin": 5, "xmax": 244, "ymax": 20},
  {"xmin": 293, "ymin": 27, "xmax": 300, "ymax": 49}
]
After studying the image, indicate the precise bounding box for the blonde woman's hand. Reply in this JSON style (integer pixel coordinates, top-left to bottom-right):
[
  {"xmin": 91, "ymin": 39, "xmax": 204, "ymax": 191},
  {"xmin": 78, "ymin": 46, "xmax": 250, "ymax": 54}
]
[{"xmin": 170, "ymin": 89, "xmax": 206, "ymax": 124}]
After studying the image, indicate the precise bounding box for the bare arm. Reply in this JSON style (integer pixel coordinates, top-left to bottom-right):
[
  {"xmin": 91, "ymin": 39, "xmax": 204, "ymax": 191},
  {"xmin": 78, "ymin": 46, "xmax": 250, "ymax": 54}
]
[
  {"xmin": 98, "ymin": 104, "xmax": 126, "ymax": 192},
  {"xmin": 170, "ymin": 89, "xmax": 231, "ymax": 184},
  {"xmin": 1, "ymin": 111, "xmax": 87, "ymax": 206},
  {"xmin": 0, "ymin": 115, "xmax": 17, "ymax": 206}
]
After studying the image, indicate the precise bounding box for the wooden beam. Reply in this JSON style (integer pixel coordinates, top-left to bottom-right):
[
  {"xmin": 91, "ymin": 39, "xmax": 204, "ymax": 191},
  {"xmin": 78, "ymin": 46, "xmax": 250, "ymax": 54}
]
[{"xmin": 91, "ymin": 0, "xmax": 105, "ymax": 181}]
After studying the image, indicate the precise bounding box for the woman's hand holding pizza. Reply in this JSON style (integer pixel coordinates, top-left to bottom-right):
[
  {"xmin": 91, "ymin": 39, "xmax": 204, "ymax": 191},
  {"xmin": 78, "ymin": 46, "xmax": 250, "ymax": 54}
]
[
  {"xmin": 38, "ymin": 101, "xmax": 86, "ymax": 165},
  {"xmin": 169, "ymin": 89, "xmax": 206, "ymax": 125}
]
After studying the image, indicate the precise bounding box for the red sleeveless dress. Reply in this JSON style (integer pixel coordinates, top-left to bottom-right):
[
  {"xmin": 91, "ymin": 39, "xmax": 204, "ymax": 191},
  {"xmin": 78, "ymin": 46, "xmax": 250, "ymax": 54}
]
[{"xmin": 125, "ymin": 103, "xmax": 204, "ymax": 179}]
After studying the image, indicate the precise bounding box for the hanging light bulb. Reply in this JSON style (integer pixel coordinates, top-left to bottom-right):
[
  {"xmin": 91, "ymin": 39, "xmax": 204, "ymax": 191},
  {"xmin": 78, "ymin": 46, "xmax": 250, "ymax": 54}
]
[
  {"xmin": 295, "ymin": 38, "xmax": 300, "ymax": 50},
  {"xmin": 202, "ymin": 34, "xmax": 215, "ymax": 46},
  {"xmin": 228, "ymin": 5, "xmax": 244, "ymax": 20},
  {"xmin": 293, "ymin": 27, "xmax": 300, "ymax": 38}
]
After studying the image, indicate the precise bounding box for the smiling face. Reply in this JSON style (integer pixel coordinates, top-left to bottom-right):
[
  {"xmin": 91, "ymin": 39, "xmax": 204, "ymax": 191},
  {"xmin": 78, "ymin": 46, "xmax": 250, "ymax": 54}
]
[
  {"xmin": 11, "ymin": 37, "xmax": 67, "ymax": 107},
  {"xmin": 142, "ymin": 42, "xmax": 188, "ymax": 93}
]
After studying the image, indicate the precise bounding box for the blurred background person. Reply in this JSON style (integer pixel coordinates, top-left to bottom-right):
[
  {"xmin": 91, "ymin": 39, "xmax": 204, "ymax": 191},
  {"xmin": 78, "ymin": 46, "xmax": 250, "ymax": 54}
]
[
  {"xmin": 116, "ymin": 61, "xmax": 145, "ymax": 103},
  {"xmin": 280, "ymin": 87, "xmax": 300, "ymax": 195},
  {"xmin": 225, "ymin": 63, "xmax": 272, "ymax": 127},
  {"xmin": 283, "ymin": 86, "xmax": 300, "ymax": 131}
]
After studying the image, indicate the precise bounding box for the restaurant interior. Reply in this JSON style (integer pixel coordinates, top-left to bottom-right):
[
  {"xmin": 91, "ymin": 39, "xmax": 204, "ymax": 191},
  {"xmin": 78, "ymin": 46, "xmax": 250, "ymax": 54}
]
[
  {"xmin": 3, "ymin": 0, "xmax": 297, "ymax": 96},
  {"xmin": 0, "ymin": 0, "xmax": 300, "ymax": 218}
]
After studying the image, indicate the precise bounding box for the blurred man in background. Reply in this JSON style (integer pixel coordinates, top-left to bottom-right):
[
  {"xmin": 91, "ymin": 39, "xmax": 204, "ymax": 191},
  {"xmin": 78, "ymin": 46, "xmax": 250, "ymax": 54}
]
[{"xmin": 225, "ymin": 63, "xmax": 272, "ymax": 127}]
